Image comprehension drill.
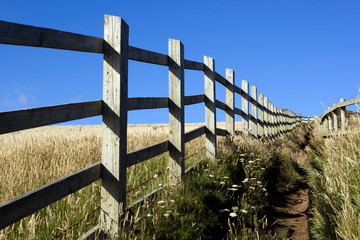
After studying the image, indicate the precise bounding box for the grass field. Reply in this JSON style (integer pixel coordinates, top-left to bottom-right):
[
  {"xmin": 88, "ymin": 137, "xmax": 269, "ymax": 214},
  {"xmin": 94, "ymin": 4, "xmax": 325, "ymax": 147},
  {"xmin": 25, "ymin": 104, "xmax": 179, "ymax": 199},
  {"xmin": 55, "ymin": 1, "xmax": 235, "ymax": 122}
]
[{"xmin": 0, "ymin": 122, "xmax": 240, "ymax": 239}]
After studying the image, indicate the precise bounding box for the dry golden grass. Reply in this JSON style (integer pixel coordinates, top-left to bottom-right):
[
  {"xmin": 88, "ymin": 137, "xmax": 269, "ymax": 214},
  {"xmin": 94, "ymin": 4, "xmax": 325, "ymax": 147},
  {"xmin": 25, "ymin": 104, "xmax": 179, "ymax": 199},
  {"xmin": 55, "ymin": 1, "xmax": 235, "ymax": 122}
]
[{"xmin": 0, "ymin": 122, "xmax": 237, "ymax": 239}]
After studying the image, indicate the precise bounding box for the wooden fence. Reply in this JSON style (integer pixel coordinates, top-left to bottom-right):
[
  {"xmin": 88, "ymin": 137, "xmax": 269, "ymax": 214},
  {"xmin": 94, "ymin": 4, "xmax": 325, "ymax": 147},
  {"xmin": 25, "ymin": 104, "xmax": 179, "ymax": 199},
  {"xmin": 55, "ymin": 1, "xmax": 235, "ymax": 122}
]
[
  {"xmin": 316, "ymin": 97, "xmax": 360, "ymax": 135},
  {"xmin": 0, "ymin": 15, "xmax": 300, "ymax": 238}
]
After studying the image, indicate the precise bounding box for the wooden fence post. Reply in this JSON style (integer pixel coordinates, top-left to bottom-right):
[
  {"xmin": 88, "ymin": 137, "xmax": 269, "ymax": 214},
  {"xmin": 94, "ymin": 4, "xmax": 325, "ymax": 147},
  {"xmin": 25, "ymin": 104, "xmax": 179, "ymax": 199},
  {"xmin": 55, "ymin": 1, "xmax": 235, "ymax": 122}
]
[
  {"xmin": 242, "ymin": 80, "xmax": 249, "ymax": 135},
  {"xmin": 204, "ymin": 56, "xmax": 216, "ymax": 159},
  {"xmin": 226, "ymin": 68, "xmax": 235, "ymax": 136},
  {"xmin": 269, "ymin": 101, "xmax": 273, "ymax": 137},
  {"xmin": 168, "ymin": 38, "xmax": 185, "ymax": 183},
  {"xmin": 333, "ymin": 109, "xmax": 339, "ymax": 131},
  {"xmin": 264, "ymin": 96, "xmax": 269, "ymax": 137},
  {"xmin": 100, "ymin": 15, "xmax": 129, "ymax": 237},
  {"xmin": 340, "ymin": 98, "xmax": 346, "ymax": 132},
  {"xmin": 258, "ymin": 93, "xmax": 264, "ymax": 137},
  {"xmin": 250, "ymin": 86, "xmax": 258, "ymax": 137},
  {"xmin": 328, "ymin": 107, "xmax": 333, "ymax": 132}
]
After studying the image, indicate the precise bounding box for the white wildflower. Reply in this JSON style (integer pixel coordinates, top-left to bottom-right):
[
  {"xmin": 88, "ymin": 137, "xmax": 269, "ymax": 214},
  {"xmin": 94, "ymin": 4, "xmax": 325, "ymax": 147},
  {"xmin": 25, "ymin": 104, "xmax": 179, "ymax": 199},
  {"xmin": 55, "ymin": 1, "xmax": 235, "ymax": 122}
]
[
  {"xmin": 153, "ymin": 174, "xmax": 159, "ymax": 178},
  {"xmin": 143, "ymin": 213, "xmax": 152, "ymax": 218},
  {"xmin": 220, "ymin": 181, "xmax": 226, "ymax": 185},
  {"xmin": 250, "ymin": 186, "xmax": 255, "ymax": 190},
  {"xmin": 229, "ymin": 212, "xmax": 237, "ymax": 217},
  {"xmin": 158, "ymin": 183, "xmax": 163, "ymax": 187},
  {"xmin": 229, "ymin": 188, "xmax": 238, "ymax": 191},
  {"xmin": 208, "ymin": 174, "xmax": 214, "ymax": 178},
  {"xmin": 222, "ymin": 176, "xmax": 229, "ymax": 179},
  {"xmin": 232, "ymin": 184, "xmax": 239, "ymax": 188},
  {"xmin": 157, "ymin": 200, "xmax": 165, "ymax": 204},
  {"xmin": 242, "ymin": 178, "xmax": 249, "ymax": 183},
  {"xmin": 241, "ymin": 209, "xmax": 248, "ymax": 214},
  {"xmin": 248, "ymin": 160, "xmax": 254, "ymax": 164},
  {"xmin": 262, "ymin": 188, "xmax": 267, "ymax": 192}
]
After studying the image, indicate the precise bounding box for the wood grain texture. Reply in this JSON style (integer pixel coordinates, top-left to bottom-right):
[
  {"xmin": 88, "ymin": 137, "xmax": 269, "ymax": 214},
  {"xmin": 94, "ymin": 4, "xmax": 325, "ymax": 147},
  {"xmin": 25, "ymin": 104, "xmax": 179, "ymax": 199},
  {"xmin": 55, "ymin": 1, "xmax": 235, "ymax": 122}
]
[
  {"xmin": 264, "ymin": 97, "xmax": 269, "ymax": 137},
  {"xmin": 258, "ymin": 93, "xmax": 264, "ymax": 137},
  {"xmin": 168, "ymin": 38, "xmax": 185, "ymax": 183},
  {"xmin": 204, "ymin": 56, "xmax": 216, "ymax": 159},
  {"xmin": 0, "ymin": 20, "xmax": 103, "ymax": 53},
  {"xmin": 242, "ymin": 80, "xmax": 249, "ymax": 135},
  {"xmin": 128, "ymin": 46, "xmax": 168, "ymax": 66},
  {"xmin": 226, "ymin": 69, "xmax": 235, "ymax": 135},
  {"xmin": 0, "ymin": 100, "xmax": 102, "ymax": 135},
  {"xmin": 126, "ymin": 140, "xmax": 169, "ymax": 167},
  {"xmin": 0, "ymin": 162, "xmax": 101, "ymax": 230},
  {"xmin": 250, "ymin": 86, "xmax": 258, "ymax": 137},
  {"xmin": 128, "ymin": 97, "xmax": 168, "ymax": 110},
  {"xmin": 100, "ymin": 15, "xmax": 128, "ymax": 237}
]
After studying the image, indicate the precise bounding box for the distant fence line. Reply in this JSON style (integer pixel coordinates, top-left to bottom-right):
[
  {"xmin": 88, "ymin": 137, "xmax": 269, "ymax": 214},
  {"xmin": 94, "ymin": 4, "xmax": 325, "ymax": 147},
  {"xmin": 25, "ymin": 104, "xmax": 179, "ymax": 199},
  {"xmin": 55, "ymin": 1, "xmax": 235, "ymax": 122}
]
[
  {"xmin": 316, "ymin": 97, "xmax": 360, "ymax": 135},
  {"xmin": 0, "ymin": 15, "xmax": 301, "ymax": 238}
]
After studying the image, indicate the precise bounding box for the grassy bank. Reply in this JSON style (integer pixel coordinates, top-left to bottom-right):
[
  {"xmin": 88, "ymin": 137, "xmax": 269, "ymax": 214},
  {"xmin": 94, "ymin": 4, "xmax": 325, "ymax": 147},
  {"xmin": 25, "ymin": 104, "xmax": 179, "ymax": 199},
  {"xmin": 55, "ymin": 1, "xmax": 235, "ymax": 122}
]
[
  {"xmin": 0, "ymin": 123, "xmax": 310, "ymax": 239},
  {"xmin": 307, "ymin": 116, "xmax": 360, "ymax": 239}
]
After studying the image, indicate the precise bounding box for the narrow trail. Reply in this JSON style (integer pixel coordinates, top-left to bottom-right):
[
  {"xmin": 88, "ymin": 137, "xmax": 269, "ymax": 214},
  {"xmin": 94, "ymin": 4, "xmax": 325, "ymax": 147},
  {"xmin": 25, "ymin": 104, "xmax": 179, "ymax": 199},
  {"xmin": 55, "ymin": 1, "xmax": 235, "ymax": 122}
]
[
  {"xmin": 271, "ymin": 126, "xmax": 313, "ymax": 240},
  {"xmin": 271, "ymin": 188, "xmax": 310, "ymax": 240}
]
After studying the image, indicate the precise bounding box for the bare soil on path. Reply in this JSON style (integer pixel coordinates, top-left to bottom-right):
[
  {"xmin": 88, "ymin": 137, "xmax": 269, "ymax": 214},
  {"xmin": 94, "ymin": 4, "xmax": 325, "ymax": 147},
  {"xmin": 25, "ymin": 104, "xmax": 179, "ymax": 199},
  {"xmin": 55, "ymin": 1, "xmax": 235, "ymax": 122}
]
[{"xmin": 271, "ymin": 188, "xmax": 310, "ymax": 240}]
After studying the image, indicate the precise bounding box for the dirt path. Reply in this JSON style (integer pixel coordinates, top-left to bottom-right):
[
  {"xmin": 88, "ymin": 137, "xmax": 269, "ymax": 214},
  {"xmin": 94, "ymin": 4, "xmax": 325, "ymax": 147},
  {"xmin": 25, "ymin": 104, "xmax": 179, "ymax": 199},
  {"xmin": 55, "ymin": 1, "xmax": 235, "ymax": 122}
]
[{"xmin": 271, "ymin": 188, "xmax": 310, "ymax": 239}]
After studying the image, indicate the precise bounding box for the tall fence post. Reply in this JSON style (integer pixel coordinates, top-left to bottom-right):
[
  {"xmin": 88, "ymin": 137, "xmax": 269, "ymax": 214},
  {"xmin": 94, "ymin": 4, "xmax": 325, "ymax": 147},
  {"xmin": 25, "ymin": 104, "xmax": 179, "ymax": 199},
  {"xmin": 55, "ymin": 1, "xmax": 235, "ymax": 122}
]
[
  {"xmin": 226, "ymin": 68, "xmax": 235, "ymax": 136},
  {"xmin": 168, "ymin": 38, "xmax": 185, "ymax": 183},
  {"xmin": 333, "ymin": 109, "xmax": 339, "ymax": 131},
  {"xmin": 258, "ymin": 93, "xmax": 264, "ymax": 137},
  {"xmin": 242, "ymin": 80, "xmax": 249, "ymax": 135},
  {"xmin": 204, "ymin": 56, "xmax": 216, "ymax": 159},
  {"xmin": 269, "ymin": 102, "xmax": 273, "ymax": 137},
  {"xmin": 328, "ymin": 107, "xmax": 333, "ymax": 132},
  {"xmin": 100, "ymin": 15, "xmax": 129, "ymax": 237},
  {"xmin": 250, "ymin": 85, "xmax": 258, "ymax": 137},
  {"xmin": 340, "ymin": 98, "xmax": 346, "ymax": 133},
  {"xmin": 264, "ymin": 96, "xmax": 269, "ymax": 137}
]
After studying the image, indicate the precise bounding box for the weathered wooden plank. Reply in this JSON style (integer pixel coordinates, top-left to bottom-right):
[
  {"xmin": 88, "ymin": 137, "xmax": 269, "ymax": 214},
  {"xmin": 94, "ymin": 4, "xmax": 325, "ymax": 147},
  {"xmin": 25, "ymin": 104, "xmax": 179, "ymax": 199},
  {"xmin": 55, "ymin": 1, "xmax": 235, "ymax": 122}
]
[
  {"xmin": 258, "ymin": 93, "xmax": 264, "ymax": 137},
  {"xmin": 250, "ymin": 86, "xmax": 258, "ymax": 137},
  {"xmin": 126, "ymin": 140, "xmax": 169, "ymax": 167},
  {"xmin": 128, "ymin": 97, "xmax": 168, "ymax": 110},
  {"xmin": 184, "ymin": 94, "xmax": 204, "ymax": 105},
  {"xmin": 226, "ymin": 69, "xmax": 235, "ymax": 136},
  {"xmin": 216, "ymin": 99, "xmax": 227, "ymax": 112},
  {"xmin": 185, "ymin": 126, "xmax": 206, "ymax": 143},
  {"xmin": 0, "ymin": 162, "xmax": 101, "ymax": 230},
  {"xmin": 100, "ymin": 15, "xmax": 128, "ymax": 237},
  {"xmin": 216, "ymin": 128, "xmax": 227, "ymax": 136},
  {"xmin": 0, "ymin": 100, "xmax": 102, "ymax": 135},
  {"xmin": 168, "ymin": 38, "xmax": 185, "ymax": 183},
  {"xmin": 264, "ymin": 97, "xmax": 269, "ymax": 137},
  {"xmin": 242, "ymin": 80, "xmax": 249, "ymax": 135},
  {"xmin": 184, "ymin": 59, "xmax": 204, "ymax": 71},
  {"xmin": 234, "ymin": 85, "xmax": 247, "ymax": 98},
  {"xmin": 215, "ymin": 72, "xmax": 226, "ymax": 87},
  {"xmin": 0, "ymin": 20, "xmax": 103, "ymax": 53},
  {"xmin": 128, "ymin": 46, "xmax": 168, "ymax": 66},
  {"xmin": 234, "ymin": 107, "xmax": 247, "ymax": 118},
  {"xmin": 204, "ymin": 56, "xmax": 217, "ymax": 159},
  {"xmin": 340, "ymin": 98, "xmax": 346, "ymax": 132}
]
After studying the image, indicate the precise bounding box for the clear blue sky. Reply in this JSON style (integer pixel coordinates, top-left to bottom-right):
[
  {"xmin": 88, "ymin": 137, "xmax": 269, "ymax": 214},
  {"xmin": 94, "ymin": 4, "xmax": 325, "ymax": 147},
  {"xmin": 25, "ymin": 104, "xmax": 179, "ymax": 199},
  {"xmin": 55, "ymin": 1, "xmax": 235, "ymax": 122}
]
[{"xmin": 1, "ymin": 0, "xmax": 360, "ymax": 124}]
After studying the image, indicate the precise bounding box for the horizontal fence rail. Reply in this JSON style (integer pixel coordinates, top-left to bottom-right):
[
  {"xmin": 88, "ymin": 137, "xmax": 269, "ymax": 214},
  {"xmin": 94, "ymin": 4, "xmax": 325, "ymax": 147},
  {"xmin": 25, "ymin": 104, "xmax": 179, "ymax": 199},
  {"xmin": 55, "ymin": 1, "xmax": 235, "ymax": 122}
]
[
  {"xmin": 317, "ymin": 97, "xmax": 359, "ymax": 135},
  {"xmin": 0, "ymin": 162, "xmax": 101, "ymax": 229},
  {"xmin": 0, "ymin": 15, "xmax": 301, "ymax": 238}
]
